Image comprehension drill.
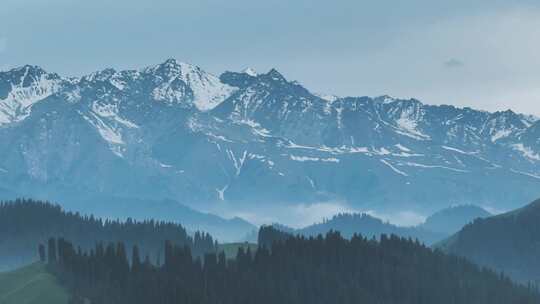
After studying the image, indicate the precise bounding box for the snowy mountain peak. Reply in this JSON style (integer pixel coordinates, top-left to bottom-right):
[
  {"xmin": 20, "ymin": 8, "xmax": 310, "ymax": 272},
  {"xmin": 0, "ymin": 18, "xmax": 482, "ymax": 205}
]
[
  {"xmin": 242, "ymin": 67, "xmax": 258, "ymax": 77},
  {"xmin": 145, "ymin": 58, "xmax": 193, "ymax": 79},
  {"xmin": 264, "ymin": 69, "xmax": 287, "ymax": 82},
  {"xmin": 0, "ymin": 65, "xmax": 64, "ymax": 126},
  {"xmin": 145, "ymin": 59, "xmax": 237, "ymax": 111},
  {"xmin": 15, "ymin": 65, "xmax": 49, "ymax": 76},
  {"xmin": 162, "ymin": 57, "xmax": 182, "ymax": 67},
  {"xmin": 2, "ymin": 65, "xmax": 61, "ymax": 86}
]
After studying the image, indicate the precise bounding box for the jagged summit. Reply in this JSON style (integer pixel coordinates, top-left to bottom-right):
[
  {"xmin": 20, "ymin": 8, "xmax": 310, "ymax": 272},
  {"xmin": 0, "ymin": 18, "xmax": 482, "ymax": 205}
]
[
  {"xmin": 0, "ymin": 65, "xmax": 65, "ymax": 125},
  {"xmin": 162, "ymin": 57, "xmax": 183, "ymax": 66},
  {"xmin": 5, "ymin": 64, "xmax": 47, "ymax": 74},
  {"xmin": 1, "ymin": 65, "xmax": 62, "ymax": 84},
  {"xmin": 144, "ymin": 59, "xmax": 236, "ymax": 111},
  {"xmin": 264, "ymin": 68, "xmax": 287, "ymax": 82}
]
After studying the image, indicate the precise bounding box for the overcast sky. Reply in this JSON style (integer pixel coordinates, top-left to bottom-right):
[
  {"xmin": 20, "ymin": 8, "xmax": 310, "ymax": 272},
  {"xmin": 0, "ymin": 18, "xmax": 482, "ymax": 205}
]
[{"xmin": 2, "ymin": 0, "xmax": 540, "ymax": 115}]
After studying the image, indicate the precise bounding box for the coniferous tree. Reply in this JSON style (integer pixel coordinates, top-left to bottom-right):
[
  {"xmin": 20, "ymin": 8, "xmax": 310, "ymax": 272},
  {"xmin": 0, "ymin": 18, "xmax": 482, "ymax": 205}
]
[
  {"xmin": 132, "ymin": 245, "xmax": 142, "ymax": 274},
  {"xmin": 38, "ymin": 243, "xmax": 46, "ymax": 262},
  {"xmin": 47, "ymin": 238, "xmax": 57, "ymax": 264}
]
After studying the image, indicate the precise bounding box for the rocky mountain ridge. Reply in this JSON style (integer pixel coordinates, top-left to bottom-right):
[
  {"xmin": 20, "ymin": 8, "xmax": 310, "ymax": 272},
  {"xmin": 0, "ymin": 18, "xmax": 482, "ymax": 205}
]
[{"xmin": 2, "ymin": 59, "xmax": 540, "ymax": 221}]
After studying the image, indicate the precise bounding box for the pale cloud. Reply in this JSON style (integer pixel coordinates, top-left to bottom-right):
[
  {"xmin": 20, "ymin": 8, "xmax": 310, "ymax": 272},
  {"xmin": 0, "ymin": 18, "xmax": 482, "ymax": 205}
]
[
  {"xmin": 290, "ymin": 202, "xmax": 357, "ymax": 228},
  {"xmin": 224, "ymin": 201, "xmax": 356, "ymax": 228}
]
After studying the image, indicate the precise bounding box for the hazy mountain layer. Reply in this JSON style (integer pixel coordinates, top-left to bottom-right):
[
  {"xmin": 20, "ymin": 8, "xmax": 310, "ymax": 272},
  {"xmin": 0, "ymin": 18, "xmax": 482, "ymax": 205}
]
[{"xmin": 421, "ymin": 205, "xmax": 491, "ymax": 235}]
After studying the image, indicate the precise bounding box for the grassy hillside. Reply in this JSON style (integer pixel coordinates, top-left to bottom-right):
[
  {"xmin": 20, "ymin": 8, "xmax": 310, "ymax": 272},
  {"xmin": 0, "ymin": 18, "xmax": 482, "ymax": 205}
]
[{"xmin": 0, "ymin": 263, "xmax": 69, "ymax": 304}]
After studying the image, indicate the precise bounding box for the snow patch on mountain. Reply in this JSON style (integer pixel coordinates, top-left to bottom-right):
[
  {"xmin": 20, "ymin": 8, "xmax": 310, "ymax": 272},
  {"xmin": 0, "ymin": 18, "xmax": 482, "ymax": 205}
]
[
  {"xmin": 227, "ymin": 150, "xmax": 248, "ymax": 176},
  {"xmin": 401, "ymin": 161, "xmax": 469, "ymax": 173},
  {"xmin": 315, "ymin": 93, "xmax": 339, "ymax": 102},
  {"xmin": 510, "ymin": 169, "xmax": 540, "ymax": 180},
  {"xmin": 81, "ymin": 110, "xmax": 126, "ymax": 157},
  {"xmin": 91, "ymin": 101, "xmax": 138, "ymax": 128},
  {"xmin": 395, "ymin": 116, "xmax": 430, "ymax": 140},
  {"xmin": 380, "ymin": 159, "xmax": 408, "ymax": 176},
  {"xmin": 442, "ymin": 146, "xmax": 476, "ymax": 155},
  {"xmin": 207, "ymin": 132, "xmax": 234, "ymax": 143},
  {"xmin": 395, "ymin": 144, "xmax": 411, "ymax": 152},
  {"xmin": 520, "ymin": 115, "xmax": 538, "ymax": 127},
  {"xmin": 0, "ymin": 66, "xmax": 63, "ymax": 125},
  {"xmin": 373, "ymin": 147, "xmax": 391, "ymax": 155},
  {"xmin": 290, "ymin": 155, "xmax": 340, "ymax": 163},
  {"xmin": 376, "ymin": 95, "xmax": 398, "ymax": 104},
  {"xmin": 242, "ymin": 68, "xmax": 258, "ymax": 77},
  {"xmin": 216, "ymin": 185, "xmax": 228, "ymax": 201},
  {"xmin": 512, "ymin": 143, "xmax": 540, "ymax": 161},
  {"xmin": 235, "ymin": 119, "xmax": 271, "ymax": 137},
  {"xmin": 491, "ymin": 129, "xmax": 513, "ymax": 142},
  {"xmin": 248, "ymin": 153, "xmax": 275, "ymax": 168}
]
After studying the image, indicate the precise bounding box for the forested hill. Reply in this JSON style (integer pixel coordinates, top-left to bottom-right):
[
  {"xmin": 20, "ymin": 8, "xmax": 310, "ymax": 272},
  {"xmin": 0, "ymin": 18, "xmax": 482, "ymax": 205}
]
[
  {"xmin": 439, "ymin": 198, "xmax": 540, "ymax": 283},
  {"xmin": 270, "ymin": 213, "xmax": 445, "ymax": 245},
  {"xmin": 47, "ymin": 226, "xmax": 540, "ymax": 304},
  {"xmin": 0, "ymin": 199, "xmax": 216, "ymax": 271}
]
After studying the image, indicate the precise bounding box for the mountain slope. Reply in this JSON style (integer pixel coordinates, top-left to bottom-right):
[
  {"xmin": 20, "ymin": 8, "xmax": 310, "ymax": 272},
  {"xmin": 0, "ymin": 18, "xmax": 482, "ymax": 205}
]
[
  {"xmin": 2, "ymin": 60, "xmax": 540, "ymax": 221},
  {"xmin": 439, "ymin": 198, "xmax": 540, "ymax": 283}
]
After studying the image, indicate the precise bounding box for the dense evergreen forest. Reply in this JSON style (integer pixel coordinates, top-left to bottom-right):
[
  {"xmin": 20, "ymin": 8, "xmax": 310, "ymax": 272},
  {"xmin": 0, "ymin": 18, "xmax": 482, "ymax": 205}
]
[
  {"xmin": 0, "ymin": 199, "xmax": 216, "ymax": 270},
  {"xmin": 47, "ymin": 227, "xmax": 540, "ymax": 304}
]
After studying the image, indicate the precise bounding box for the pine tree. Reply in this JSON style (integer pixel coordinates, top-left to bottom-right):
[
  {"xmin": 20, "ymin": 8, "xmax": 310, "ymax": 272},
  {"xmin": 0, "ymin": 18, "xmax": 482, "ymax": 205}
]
[
  {"xmin": 47, "ymin": 238, "xmax": 57, "ymax": 264},
  {"xmin": 38, "ymin": 243, "xmax": 46, "ymax": 262}
]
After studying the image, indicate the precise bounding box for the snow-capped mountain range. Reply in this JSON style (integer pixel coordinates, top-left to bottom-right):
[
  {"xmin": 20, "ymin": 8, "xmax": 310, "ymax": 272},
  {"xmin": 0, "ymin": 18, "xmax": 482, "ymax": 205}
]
[{"xmin": 1, "ymin": 59, "xmax": 540, "ymax": 221}]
